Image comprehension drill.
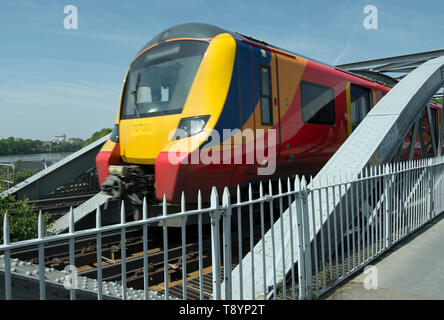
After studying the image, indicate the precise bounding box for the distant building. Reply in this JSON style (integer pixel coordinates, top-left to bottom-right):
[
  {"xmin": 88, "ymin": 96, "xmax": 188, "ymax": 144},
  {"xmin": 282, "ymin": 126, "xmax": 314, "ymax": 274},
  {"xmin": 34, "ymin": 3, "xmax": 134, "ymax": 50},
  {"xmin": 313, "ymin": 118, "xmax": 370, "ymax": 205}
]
[{"xmin": 51, "ymin": 134, "xmax": 66, "ymax": 144}]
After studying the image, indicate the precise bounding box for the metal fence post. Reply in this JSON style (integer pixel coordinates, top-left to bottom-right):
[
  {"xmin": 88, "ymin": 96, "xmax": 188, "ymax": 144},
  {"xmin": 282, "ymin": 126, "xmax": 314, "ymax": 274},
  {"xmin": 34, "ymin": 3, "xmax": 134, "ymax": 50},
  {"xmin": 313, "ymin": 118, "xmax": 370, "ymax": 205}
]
[
  {"xmin": 294, "ymin": 176, "xmax": 306, "ymax": 300},
  {"xmin": 384, "ymin": 164, "xmax": 393, "ymax": 249},
  {"xmin": 210, "ymin": 187, "xmax": 221, "ymax": 300},
  {"xmin": 428, "ymin": 158, "xmax": 434, "ymax": 220},
  {"xmin": 301, "ymin": 177, "xmax": 313, "ymax": 300},
  {"xmin": 3, "ymin": 212, "xmax": 11, "ymax": 300},
  {"xmin": 222, "ymin": 187, "xmax": 232, "ymax": 300},
  {"xmin": 37, "ymin": 211, "xmax": 46, "ymax": 300},
  {"xmin": 68, "ymin": 207, "xmax": 76, "ymax": 300}
]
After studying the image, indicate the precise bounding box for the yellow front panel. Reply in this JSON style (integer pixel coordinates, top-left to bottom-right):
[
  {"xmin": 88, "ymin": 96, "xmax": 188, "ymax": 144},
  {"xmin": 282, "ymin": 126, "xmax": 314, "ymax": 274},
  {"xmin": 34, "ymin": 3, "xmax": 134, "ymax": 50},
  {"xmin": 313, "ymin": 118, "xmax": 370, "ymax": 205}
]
[{"xmin": 119, "ymin": 33, "xmax": 237, "ymax": 164}]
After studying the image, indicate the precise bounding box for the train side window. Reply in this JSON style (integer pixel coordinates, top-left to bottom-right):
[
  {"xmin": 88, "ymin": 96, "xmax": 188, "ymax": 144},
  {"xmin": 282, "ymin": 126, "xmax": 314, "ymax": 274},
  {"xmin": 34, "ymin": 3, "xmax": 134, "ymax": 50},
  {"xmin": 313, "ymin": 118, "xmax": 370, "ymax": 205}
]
[
  {"xmin": 350, "ymin": 84, "xmax": 371, "ymax": 131},
  {"xmin": 300, "ymin": 81, "xmax": 335, "ymax": 125},
  {"xmin": 259, "ymin": 65, "xmax": 273, "ymax": 126}
]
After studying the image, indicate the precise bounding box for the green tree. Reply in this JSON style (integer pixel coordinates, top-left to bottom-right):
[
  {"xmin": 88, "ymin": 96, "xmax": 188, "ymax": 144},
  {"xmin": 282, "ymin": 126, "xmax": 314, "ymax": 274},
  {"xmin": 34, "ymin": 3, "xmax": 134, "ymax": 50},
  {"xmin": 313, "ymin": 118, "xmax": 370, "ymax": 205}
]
[
  {"xmin": 83, "ymin": 128, "xmax": 112, "ymax": 146},
  {"xmin": 0, "ymin": 185, "xmax": 50, "ymax": 244}
]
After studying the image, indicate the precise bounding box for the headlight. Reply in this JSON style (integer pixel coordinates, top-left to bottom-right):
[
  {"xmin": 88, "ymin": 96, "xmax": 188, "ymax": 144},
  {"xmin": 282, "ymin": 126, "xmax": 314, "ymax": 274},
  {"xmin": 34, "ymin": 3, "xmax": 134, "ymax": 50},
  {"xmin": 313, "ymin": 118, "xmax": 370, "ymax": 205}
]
[{"xmin": 173, "ymin": 116, "xmax": 210, "ymax": 140}]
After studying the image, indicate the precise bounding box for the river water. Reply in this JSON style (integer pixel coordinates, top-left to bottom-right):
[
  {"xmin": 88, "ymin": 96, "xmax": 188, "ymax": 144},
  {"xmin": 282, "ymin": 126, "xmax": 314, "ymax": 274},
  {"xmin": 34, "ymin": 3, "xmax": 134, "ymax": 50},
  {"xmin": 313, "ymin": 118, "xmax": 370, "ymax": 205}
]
[{"xmin": 0, "ymin": 152, "xmax": 73, "ymax": 163}]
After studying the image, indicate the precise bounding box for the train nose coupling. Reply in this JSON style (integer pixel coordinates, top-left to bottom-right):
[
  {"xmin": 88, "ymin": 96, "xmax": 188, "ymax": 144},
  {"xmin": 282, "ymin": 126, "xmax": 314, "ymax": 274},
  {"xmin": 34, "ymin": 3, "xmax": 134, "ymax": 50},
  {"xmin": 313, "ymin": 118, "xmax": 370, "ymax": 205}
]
[{"xmin": 102, "ymin": 175, "xmax": 123, "ymax": 199}]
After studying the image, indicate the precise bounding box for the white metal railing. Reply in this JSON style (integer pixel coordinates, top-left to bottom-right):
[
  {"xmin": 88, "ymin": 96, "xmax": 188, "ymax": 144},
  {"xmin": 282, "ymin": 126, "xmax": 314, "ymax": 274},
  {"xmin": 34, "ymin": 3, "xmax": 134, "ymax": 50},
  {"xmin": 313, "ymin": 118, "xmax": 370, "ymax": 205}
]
[
  {"xmin": 1, "ymin": 156, "xmax": 443, "ymax": 300},
  {"xmin": 0, "ymin": 163, "xmax": 15, "ymax": 189}
]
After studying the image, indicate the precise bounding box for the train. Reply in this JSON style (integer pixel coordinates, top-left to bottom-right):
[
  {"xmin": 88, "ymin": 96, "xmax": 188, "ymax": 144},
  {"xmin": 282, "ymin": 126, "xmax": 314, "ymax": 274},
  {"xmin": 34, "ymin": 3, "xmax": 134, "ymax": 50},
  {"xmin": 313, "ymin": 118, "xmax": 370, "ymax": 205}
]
[{"xmin": 95, "ymin": 23, "xmax": 443, "ymax": 214}]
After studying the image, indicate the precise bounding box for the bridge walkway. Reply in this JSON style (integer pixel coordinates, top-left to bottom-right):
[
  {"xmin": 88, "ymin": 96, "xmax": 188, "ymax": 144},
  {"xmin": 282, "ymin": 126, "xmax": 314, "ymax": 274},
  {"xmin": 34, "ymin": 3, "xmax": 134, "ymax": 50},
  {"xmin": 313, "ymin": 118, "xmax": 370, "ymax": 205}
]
[{"xmin": 325, "ymin": 214, "xmax": 444, "ymax": 300}]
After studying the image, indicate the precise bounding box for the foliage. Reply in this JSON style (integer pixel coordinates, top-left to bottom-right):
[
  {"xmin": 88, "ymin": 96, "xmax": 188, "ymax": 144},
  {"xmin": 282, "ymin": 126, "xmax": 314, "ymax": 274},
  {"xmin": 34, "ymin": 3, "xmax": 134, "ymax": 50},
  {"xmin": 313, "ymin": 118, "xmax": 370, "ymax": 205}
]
[
  {"xmin": 0, "ymin": 137, "xmax": 82, "ymax": 155},
  {"xmin": 83, "ymin": 128, "xmax": 112, "ymax": 146},
  {"xmin": 0, "ymin": 137, "xmax": 42, "ymax": 155},
  {"xmin": 14, "ymin": 168, "xmax": 38, "ymax": 184},
  {"xmin": 432, "ymin": 97, "xmax": 443, "ymax": 105},
  {"xmin": 0, "ymin": 185, "xmax": 50, "ymax": 244},
  {"xmin": 0, "ymin": 128, "xmax": 111, "ymax": 156},
  {"xmin": 0, "ymin": 165, "xmax": 37, "ymax": 188}
]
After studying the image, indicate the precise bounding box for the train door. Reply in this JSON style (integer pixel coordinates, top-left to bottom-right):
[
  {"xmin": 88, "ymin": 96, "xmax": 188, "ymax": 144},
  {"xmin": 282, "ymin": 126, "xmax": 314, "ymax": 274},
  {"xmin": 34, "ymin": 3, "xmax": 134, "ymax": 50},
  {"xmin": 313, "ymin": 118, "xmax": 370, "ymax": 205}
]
[
  {"xmin": 347, "ymin": 83, "xmax": 372, "ymax": 134},
  {"xmin": 250, "ymin": 47, "xmax": 281, "ymax": 175}
]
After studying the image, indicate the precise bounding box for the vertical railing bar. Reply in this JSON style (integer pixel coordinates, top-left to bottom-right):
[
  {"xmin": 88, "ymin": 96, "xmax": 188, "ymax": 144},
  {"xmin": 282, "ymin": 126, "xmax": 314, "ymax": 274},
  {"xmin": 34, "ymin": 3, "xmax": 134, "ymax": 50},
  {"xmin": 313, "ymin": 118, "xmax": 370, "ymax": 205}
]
[
  {"xmin": 69, "ymin": 207, "xmax": 76, "ymax": 300},
  {"xmin": 336, "ymin": 175, "xmax": 345, "ymax": 277},
  {"xmin": 120, "ymin": 201, "xmax": 127, "ymax": 300},
  {"xmin": 405, "ymin": 161, "xmax": 410, "ymax": 235},
  {"xmin": 422, "ymin": 160, "xmax": 425, "ymax": 224},
  {"xmin": 416, "ymin": 163, "xmax": 421, "ymax": 228},
  {"xmin": 359, "ymin": 170, "xmax": 366, "ymax": 263},
  {"xmin": 411, "ymin": 160, "xmax": 415, "ymax": 231},
  {"xmin": 369, "ymin": 166, "xmax": 375, "ymax": 257},
  {"xmin": 380, "ymin": 165, "xmax": 384, "ymax": 252},
  {"xmin": 287, "ymin": 178, "xmax": 296, "ymax": 299},
  {"xmin": 355, "ymin": 177, "xmax": 361, "ymax": 266},
  {"xmin": 222, "ymin": 187, "xmax": 232, "ymax": 300},
  {"xmin": 344, "ymin": 172, "xmax": 351, "ymax": 274},
  {"xmin": 413, "ymin": 162, "xmax": 416, "ymax": 229},
  {"xmin": 423, "ymin": 159, "xmax": 428, "ymax": 224},
  {"xmin": 428, "ymin": 159, "xmax": 434, "ymax": 222},
  {"xmin": 259, "ymin": 182, "xmax": 267, "ymax": 299},
  {"xmin": 397, "ymin": 162, "xmax": 401, "ymax": 239},
  {"xmin": 385, "ymin": 165, "xmax": 393, "ymax": 250},
  {"xmin": 278, "ymin": 179, "xmax": 286, "ymax": 300},
  {"xmin": 391, "ymin": 163, "xmax": 399, "ymax": 241},
  {"xmin": 210, "ymin": 188, "xmax": 221, "ymax": 300},
  {"xmin": 294, "ymin": 176, "xmax": 305, "ymax": 300},
  {"xmin": 419, "ymin": 160, "xmax": 423, "ymax": 225},
  {"xmin": 308, "ymin": 176, "xmax": 319, "ymax": 296},
  {"xmin": 301, "ymin": 177, "xmax": 312, "ymax": 300},
  {"xmin": 248, "ymin": 183, "xmax": 255, "ymax": 299},
  {"xmin": 317, "ymin": 180, "xmax": 326, "ymax": 290},
  {"xmin": 3, "ymin": 212, "xmax": 11, "ymax": 300},
  {"xmin": 198, "ymin": 190, "xmax": 204, "ymax": 300},
  {"xmin": 332, "ymin": 178, "xmax": 340, "ymax": 280},
  {"xmin": 365, "ymin": 168, "xmax": 370, "ymax": 260},
  {"xmin": 162, "ymin": 195, "xmax": 169, "ymax": 300},
  {"xmin": 400, "ymin": 162, "xmax": 405, "ymax": 239},
  {"xmin": 142, "ymin": 198, "xmax": 149, "ymax": 300},
  {"xmin": 269, "ymin": 180, "xmax": 277, "ymax": 300},
  {"xmin": 377, "ymin": 165, "xmax": 380, "ymax": 253},
  {"xmin": 422, "ymin": 159, "xmax": 431, "ymax": 224},
  {"xmin": 324, "ymin": 176, "xmax": 333, "ymax": 280},
  {"xmin": 38, "ymin": 211, "xmax": 46, "ymax": 300},
  {"xmin": 181, "ymin": 192, "xmax": 187, "ymax": 300},
  {"xmin": 350, "ymin": 174, "xmax": 356, "ymax": 270},
  {"xmin": 422, "ymin": 160, "xmax": 426, "ymax": 225},
  {"xmin": 416, "ymin": 161, "xmax": 420, "ymax": 228},
  {"xmin": 407, "ymin": 161, "xmax": 412, "ymax": 232},
  {"xmin": 96, "ymin": 206, "xmax": 103, "ymax": 300},
  {"xmin": 236, "ymin": 186, "xmax": 243, "ymax": 300}
]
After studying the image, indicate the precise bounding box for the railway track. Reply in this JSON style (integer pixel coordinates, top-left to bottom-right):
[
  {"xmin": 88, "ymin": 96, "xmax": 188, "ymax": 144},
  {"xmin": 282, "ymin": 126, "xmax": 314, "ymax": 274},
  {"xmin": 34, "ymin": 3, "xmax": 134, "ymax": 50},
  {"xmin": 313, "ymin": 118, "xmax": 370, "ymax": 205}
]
[{"xmin": 28, "ymin": 193, "xmax": 97, "ymax": 220}]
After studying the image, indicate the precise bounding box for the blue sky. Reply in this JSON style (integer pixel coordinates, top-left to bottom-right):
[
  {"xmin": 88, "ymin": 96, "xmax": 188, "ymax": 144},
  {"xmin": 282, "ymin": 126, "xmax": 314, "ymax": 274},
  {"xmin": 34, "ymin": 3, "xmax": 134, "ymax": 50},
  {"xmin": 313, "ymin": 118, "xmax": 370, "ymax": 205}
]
[{"xmin": 0, "ymin": 0, "xmax": 443, "ymax": 140}]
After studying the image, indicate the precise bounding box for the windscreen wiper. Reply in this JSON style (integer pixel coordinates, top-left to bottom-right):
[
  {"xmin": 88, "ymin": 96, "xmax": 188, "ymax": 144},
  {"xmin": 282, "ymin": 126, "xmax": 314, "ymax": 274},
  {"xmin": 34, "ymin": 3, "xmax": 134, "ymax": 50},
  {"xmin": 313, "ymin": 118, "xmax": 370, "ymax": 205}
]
[{"xmin": 130, "ymin": 90, "xmax": 142, "ymax": 118}]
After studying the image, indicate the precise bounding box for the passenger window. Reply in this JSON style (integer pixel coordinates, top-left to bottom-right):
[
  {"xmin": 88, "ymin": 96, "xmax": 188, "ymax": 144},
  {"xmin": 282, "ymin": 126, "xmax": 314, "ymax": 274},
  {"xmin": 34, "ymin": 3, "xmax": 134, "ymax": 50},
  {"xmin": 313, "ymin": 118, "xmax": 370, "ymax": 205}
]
[
  {"xmin": 260, "ymin": 66, "xmax": 273, "ymax": 126},
  {"xmin": 350, "ymin": 84, "xmax": 371, "ymax": 131},
  {"xmin": 300, "ymin": 81, "xmax": 335, "ymax": 125}
]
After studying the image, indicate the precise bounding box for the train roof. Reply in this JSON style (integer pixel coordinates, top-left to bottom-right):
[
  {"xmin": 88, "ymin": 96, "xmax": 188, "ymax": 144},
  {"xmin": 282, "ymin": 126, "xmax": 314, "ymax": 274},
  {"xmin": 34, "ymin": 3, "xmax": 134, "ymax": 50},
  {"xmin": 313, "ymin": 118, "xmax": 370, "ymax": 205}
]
[{"xmin": 137, "ymin": 23, "xmax": 390, "ymax": 88}]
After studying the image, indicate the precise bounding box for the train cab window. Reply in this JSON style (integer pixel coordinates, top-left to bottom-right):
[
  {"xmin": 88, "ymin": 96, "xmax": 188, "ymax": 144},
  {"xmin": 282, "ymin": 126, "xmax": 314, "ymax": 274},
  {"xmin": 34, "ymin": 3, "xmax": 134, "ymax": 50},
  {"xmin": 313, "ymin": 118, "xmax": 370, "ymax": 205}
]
[
  {"xmin": 350, "ymin": 84, "xmax": 371, "ymax": 131},
  {"xmin": 121, "ymin": 41, "xmax": 209, "ymax": 119},
  {"xmin": 260, "ymin": 66, "xmax": 273, "ymax": 126},
  {"xmin": 300, "ymin": 81, "xmax": 335, "ymax": 125}
]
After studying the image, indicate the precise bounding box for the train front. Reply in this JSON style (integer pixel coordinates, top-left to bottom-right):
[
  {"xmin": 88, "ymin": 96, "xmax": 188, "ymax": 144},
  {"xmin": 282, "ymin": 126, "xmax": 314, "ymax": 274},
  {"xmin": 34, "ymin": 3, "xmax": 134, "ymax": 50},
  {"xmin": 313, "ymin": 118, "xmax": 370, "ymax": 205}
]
[{"xmin": 95, "ymin": 23, "xmax": 237, "ymax": 207}]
